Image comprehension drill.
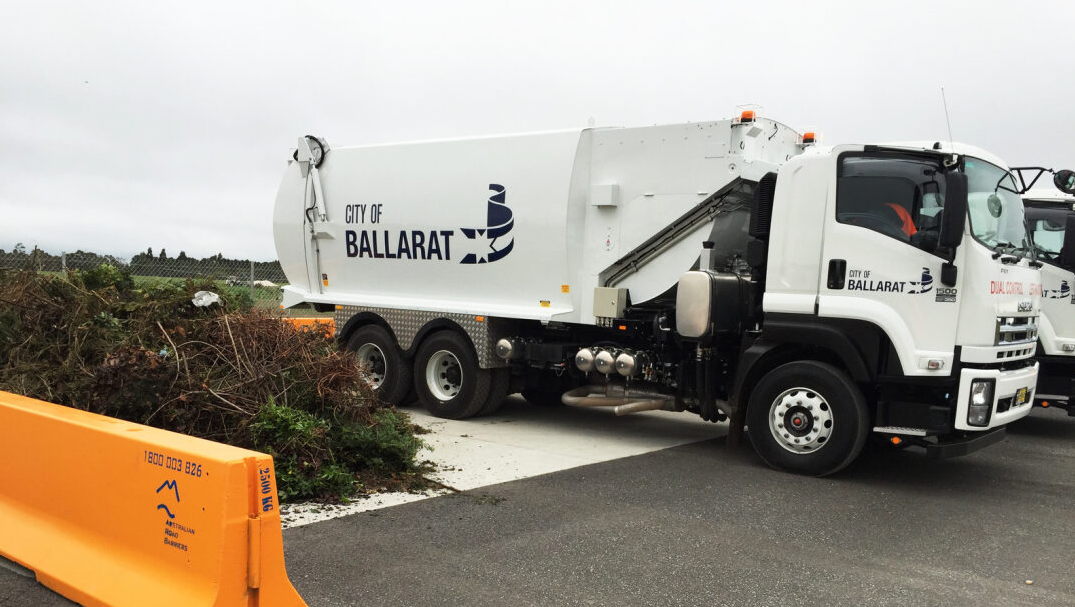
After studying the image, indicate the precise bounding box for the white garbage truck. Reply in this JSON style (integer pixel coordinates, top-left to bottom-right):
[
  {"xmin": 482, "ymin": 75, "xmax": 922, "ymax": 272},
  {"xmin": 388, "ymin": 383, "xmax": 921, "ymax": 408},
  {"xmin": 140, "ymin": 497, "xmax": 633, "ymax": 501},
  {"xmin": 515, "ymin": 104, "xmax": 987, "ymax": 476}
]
[
  {"xmin": 273, "ymin": 112, "xmax": 1042, "ymax": 475},
  {"xmin": 1016, "ymin": 169, "xmax": 1075, "ymax": 413}
]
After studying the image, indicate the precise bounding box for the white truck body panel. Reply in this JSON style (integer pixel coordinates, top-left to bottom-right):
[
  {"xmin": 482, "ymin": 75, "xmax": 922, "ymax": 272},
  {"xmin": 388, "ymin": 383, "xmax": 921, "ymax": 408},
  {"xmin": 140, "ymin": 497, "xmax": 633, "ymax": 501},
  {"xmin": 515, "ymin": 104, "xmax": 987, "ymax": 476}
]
[
  {"xmin": 762, "ymin": 151, "xmax": 828, "ymax": 314},
  {"xmin": 274, "ymin": 119, "xmax": 804, "ymax": 323},
  {"xmin": 275, "ymin": 129, "xmax": 584, "ymax": 321}
]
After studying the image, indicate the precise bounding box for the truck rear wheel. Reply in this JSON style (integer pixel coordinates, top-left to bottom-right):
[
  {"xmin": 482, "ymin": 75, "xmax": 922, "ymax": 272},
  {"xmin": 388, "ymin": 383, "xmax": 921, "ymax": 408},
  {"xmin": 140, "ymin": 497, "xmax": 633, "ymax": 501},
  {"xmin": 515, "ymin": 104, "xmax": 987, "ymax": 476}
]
[
  {"xmin": 347, "ymin": 325, "xmax": 412, "ymax": 406},
  {"xmin": 478, "ymin": 368, "xmax": 511, "ymax": 416},
  {"xmin": 414, "ymin": 331, "xmax": 491, "ymax": 419},
  {"xmin": 746, "ymin": 361, "xmax": 868, "ymax": 476}
]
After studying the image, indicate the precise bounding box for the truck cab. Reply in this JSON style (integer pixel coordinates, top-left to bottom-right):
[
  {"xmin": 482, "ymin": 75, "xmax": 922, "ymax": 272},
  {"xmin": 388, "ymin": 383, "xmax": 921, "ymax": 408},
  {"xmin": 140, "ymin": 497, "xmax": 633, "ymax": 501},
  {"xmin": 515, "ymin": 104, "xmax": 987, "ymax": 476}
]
[
  {"xmin": 1020, "ymin": 178, "xmax": 1075, "ymax": 413},
  {"xmin": 720, "ymin": 142, "xmax": 1042, "ymax": 471}
]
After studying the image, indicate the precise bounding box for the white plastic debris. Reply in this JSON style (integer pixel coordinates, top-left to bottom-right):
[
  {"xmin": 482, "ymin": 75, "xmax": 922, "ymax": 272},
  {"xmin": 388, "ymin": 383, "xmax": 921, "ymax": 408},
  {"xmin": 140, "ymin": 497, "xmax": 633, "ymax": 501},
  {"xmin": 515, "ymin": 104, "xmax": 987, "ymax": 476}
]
[{"xmin": 191, "ymin": 291, "xmax": 221, "ymax": 307}]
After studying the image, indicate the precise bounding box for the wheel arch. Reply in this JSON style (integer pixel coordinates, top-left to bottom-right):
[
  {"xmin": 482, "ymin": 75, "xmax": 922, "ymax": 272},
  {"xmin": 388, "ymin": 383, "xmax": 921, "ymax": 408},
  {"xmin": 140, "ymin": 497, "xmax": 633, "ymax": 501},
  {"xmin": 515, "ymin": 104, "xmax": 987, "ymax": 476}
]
[
  {"xmin": 338, "ymin": 312, "xmax": 398, "ymax": 349},
  {"xmin": 408, "ymin": 318, "xmax": 480, "ymax": 359},
  {"xmin": 731, "ymin": 340, "xmax": 872, "ymax": 418},
  {"xmin": 758, "ymin": 317, "xmax": 878, "ymax": 382}
]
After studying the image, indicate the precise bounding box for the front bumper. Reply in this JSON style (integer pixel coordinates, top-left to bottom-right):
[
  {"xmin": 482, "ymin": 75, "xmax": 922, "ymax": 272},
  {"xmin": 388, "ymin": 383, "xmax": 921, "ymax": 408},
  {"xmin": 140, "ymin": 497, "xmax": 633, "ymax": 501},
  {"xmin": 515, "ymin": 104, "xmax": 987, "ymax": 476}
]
[
  {"xmin": 953, "ymin": 362, "xmax": 1038, "ymax": 431},
  {"xmin": 925, "ymin": 427, "xmax": 1007, "ymax": 459}
]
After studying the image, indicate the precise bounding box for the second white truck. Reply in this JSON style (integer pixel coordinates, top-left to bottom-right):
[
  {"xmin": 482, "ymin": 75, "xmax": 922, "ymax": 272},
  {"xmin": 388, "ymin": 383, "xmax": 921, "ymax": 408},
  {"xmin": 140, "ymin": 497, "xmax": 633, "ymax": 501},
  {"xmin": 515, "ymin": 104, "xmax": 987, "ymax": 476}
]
[
  {"xmin": 274, "ymin": 113, "xmax": 1042, "ymax": 475},
  {"xmin": 1018, "ymin": 169, "xmax": 1075, "ymax": 413}
]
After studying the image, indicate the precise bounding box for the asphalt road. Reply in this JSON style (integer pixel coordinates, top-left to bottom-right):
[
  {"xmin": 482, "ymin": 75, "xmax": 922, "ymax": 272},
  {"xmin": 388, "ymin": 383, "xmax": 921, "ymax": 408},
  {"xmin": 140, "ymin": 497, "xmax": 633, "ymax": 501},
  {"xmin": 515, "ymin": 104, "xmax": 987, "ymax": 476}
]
[
  {"xmin": 283, "ymin": 407, "xmax": 1075, "ymax": 607},
  {"xmin": 5, "ymin": 406, "xmax": 1075, "ymax": 606}
]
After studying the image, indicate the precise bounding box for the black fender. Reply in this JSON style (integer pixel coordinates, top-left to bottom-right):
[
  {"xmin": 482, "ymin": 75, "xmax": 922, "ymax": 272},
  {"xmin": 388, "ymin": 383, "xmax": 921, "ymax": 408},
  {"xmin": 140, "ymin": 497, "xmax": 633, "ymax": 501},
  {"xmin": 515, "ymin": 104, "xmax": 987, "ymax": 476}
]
[
  {"xmin": 760, "ymin": 318, "xmax": 875, "ymax": 382},
  {"xmin": 730, "ymin": 316, "xmax": 885, "ymax": 415}
]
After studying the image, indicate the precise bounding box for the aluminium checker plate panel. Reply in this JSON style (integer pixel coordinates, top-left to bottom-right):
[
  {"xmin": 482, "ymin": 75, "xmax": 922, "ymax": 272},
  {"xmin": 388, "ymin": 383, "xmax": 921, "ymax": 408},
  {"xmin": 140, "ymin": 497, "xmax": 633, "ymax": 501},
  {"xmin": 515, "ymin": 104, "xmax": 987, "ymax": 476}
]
[{"xmin": 334, "ymin": 305, "xmax": 508, "ymax": 368}]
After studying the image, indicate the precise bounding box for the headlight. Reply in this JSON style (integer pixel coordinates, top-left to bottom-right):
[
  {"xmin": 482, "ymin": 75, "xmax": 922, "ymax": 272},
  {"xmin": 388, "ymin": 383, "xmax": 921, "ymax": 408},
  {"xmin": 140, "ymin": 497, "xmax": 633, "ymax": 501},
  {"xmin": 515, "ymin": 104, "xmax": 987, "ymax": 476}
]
[
  {"xmin": 1062, "ymin": 344, "xmax": 1075, "ymax": 353},
  {"xmin": 967, "ymin": 379, "xmax": 995, "ymax": 427}
]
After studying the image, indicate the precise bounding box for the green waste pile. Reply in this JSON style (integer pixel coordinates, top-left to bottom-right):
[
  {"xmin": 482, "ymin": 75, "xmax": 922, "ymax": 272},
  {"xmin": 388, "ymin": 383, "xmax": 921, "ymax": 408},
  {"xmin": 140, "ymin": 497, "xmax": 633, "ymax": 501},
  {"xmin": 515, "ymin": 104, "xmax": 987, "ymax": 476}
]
[{"xmin": 0, "ymin": 265, "xmax": 428, "ymax": 501}]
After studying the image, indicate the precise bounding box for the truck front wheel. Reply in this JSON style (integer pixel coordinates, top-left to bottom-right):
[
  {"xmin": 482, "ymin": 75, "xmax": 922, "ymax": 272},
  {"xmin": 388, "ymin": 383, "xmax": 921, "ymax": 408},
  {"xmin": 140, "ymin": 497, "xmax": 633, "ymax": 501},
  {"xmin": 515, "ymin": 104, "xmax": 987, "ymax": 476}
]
[
  {"xmin": 746, "ymin": 361, "xmax": 869, "ymax": 476},
  {"xmin": 347, "ymin": 325, "xmax": 412, "ymax": 406},
  {"xmin": 414, "ymin": 331, "xmax": 491, "ymax": 419}
]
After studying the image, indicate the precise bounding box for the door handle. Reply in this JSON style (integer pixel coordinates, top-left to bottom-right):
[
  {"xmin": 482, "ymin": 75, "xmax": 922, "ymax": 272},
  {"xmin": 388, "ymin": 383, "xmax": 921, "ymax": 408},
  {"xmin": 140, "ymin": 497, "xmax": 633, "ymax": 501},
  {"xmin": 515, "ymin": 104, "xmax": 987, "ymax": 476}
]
[{"xmin": 827, "ymin": 259, "xmax": 846, "ymax": 290}]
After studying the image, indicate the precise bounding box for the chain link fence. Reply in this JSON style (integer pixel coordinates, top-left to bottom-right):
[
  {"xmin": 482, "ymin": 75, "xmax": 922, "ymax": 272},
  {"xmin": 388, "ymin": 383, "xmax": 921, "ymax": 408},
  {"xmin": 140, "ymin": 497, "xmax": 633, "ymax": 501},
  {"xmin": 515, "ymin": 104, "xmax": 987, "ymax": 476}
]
[{"xmin": 0, "ymin": 247, "xmax": 310, "ymax": 313}]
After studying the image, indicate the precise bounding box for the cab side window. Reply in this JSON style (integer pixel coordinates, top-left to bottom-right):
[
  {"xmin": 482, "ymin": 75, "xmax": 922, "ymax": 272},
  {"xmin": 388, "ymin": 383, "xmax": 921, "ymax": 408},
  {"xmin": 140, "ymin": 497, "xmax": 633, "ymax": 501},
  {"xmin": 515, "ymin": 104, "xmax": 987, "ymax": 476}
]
[{"xmin": 837, "ymin": 155, "xmax": 945, "ymax": 250}]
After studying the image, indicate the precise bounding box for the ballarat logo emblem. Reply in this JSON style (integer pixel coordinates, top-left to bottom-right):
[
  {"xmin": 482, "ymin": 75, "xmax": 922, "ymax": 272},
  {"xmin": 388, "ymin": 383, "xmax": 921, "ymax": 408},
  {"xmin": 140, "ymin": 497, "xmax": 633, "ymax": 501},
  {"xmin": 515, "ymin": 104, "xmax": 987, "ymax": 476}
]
[
  {"xmin": 907, "ymin": 267, "xmax": 933, "ymax": 294},
  {"xmin": 1045, "ymin": 280, "xmax": 1070, "ymax": 300},
  {"xmin": 460, "ymin": 184, "xmax": 514, "ymax": 264}
]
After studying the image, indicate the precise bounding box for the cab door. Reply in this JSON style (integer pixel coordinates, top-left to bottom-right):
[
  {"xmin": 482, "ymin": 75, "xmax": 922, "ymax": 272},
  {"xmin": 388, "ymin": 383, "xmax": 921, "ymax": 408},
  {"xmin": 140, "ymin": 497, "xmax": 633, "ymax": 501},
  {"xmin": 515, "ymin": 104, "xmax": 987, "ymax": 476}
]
[{"xmin": 817, "ymin": 148, "xmax": 962, "ymax": 375}]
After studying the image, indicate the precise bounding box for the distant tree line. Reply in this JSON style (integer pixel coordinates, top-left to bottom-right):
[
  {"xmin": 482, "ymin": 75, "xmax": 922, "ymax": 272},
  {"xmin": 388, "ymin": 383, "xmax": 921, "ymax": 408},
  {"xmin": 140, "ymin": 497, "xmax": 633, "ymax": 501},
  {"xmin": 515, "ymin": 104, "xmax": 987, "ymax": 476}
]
[
  {"xmin": 0, "ymin": 244, "xmax": 125, "ymax": 272},
  {"xmin": 0, "ymin": 243, "xmax": 286, "ymax": 282}
]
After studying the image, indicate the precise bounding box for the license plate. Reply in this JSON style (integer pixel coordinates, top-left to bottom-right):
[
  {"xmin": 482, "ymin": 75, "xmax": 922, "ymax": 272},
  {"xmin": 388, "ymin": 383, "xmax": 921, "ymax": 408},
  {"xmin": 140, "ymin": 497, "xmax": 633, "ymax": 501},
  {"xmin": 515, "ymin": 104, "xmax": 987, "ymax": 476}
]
[{"xmin": 1015, "ymin": 387, "xmax": 1028, "ymax": 406}]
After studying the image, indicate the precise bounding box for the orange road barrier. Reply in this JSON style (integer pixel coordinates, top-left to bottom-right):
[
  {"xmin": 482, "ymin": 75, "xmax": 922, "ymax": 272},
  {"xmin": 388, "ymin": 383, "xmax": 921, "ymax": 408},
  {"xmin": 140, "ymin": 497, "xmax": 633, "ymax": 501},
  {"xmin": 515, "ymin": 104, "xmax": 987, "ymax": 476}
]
[
  {"xmin": 285, "ymin": 317, "xmax": 336, "ymax": 339},
  {"xmin": 0, "ymin": 391, "xmax": 307, "ymax": 607}
]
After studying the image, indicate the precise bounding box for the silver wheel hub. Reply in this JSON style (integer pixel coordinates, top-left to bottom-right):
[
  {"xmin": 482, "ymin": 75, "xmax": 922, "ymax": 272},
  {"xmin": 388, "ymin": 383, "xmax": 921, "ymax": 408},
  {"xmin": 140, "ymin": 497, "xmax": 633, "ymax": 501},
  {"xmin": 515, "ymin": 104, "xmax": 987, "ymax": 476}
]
[
  {"xmin": 426, "ymin": 350, "xmax": 463, "ymax": 401},
  {"xmin": 355, "ymin": 343, "xmax": 387, "ymax": 389},
  {"xmin": 768, "ymin": 387, "xmax": 834, "ymax": 454}
]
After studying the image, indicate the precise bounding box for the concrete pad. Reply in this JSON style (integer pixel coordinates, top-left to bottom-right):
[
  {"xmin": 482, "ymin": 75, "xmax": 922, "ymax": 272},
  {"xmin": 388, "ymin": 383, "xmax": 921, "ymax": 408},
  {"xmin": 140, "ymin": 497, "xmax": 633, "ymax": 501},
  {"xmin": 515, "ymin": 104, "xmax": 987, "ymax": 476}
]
[{"xmin": 281, "ymin": 395, "xmax": 722, "ymax": 527}]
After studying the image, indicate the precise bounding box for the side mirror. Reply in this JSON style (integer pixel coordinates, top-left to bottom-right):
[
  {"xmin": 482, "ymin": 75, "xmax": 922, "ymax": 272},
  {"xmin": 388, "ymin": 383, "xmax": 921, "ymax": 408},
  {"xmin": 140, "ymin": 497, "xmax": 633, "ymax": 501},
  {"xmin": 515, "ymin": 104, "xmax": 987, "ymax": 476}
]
[
  {"xmin": 1055, "ymin": 169, "xmax": 1075, "ymax": 195},
  {"xmin": 1061, "ymin": 215, "xmax": 1075, "ymax": 271},
  {"xmin": 939, "ymin": 171, "xmax": 967, "ymax": 250}
]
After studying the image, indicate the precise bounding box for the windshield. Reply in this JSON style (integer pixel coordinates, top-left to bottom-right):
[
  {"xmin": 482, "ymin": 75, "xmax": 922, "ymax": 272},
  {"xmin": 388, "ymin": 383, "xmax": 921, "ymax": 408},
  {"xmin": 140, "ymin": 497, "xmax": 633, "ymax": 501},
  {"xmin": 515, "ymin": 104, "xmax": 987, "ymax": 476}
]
[
  {"xmin": 964, "ymin": 157, "xmax": 1032, "ymax": 256},
  {"xmin": 1025, "ymin": 205, "xmax": 1069, "ymax": 265},
  {"xmin": 1030, "ymin": 217, "xmax": 1065, "ymax": 255}
]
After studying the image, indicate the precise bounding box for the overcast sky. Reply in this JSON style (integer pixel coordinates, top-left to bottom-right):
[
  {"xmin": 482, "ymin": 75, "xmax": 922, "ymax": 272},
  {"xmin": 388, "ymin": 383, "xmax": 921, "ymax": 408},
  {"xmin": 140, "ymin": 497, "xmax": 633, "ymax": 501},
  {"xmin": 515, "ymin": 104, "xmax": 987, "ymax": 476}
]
[{"xmin": 2, "ymin": 0, "xmax": 1072, "ymax": 261}]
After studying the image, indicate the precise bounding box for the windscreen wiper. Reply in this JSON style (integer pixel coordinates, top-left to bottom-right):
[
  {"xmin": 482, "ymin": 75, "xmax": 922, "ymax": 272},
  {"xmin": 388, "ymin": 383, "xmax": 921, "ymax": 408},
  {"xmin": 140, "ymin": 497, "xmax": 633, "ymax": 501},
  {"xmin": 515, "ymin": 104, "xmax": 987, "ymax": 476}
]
[
  {"xmin": 991, "ymin": 242, "xmax": 1016, "ymax": 260},
  {"xmin": 1003, "ymin": 244, "xmax": 1044, "ymax": 267},
  {"xmin": 990, "ymin": 242, "xmax": 1021, "ymax": 264},
  {"xmin": 1009, "ymin": 245, "xmax": 1045, "ymax": 267}
]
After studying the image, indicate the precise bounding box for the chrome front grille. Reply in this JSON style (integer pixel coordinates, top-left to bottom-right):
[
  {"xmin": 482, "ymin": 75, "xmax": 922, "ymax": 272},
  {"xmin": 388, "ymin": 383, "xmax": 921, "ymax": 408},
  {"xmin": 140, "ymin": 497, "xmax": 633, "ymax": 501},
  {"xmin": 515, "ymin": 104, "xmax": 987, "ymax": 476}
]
[{"xmin": 995, "ymin": 315, "xmax": 1038, "ymax": 346}]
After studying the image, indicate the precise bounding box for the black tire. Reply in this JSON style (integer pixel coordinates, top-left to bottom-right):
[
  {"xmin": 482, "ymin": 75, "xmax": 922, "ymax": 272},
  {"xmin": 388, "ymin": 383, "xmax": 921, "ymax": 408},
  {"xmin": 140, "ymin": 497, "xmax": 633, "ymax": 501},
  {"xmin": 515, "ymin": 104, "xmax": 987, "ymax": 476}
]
[
  {"xmin": 478, "ymin": 368, "xmax": 511, "ymax": 416},
  {"xmin": 746, "ymin": 361, "xmax": 869, "ymax": 476},
  {"xmin": 347, "ymin": 325, "xmax": 412, "ymax": 406},
  {"xmin": 414, "ymin": 330, "xmax": 490, "ymax": 419}
]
